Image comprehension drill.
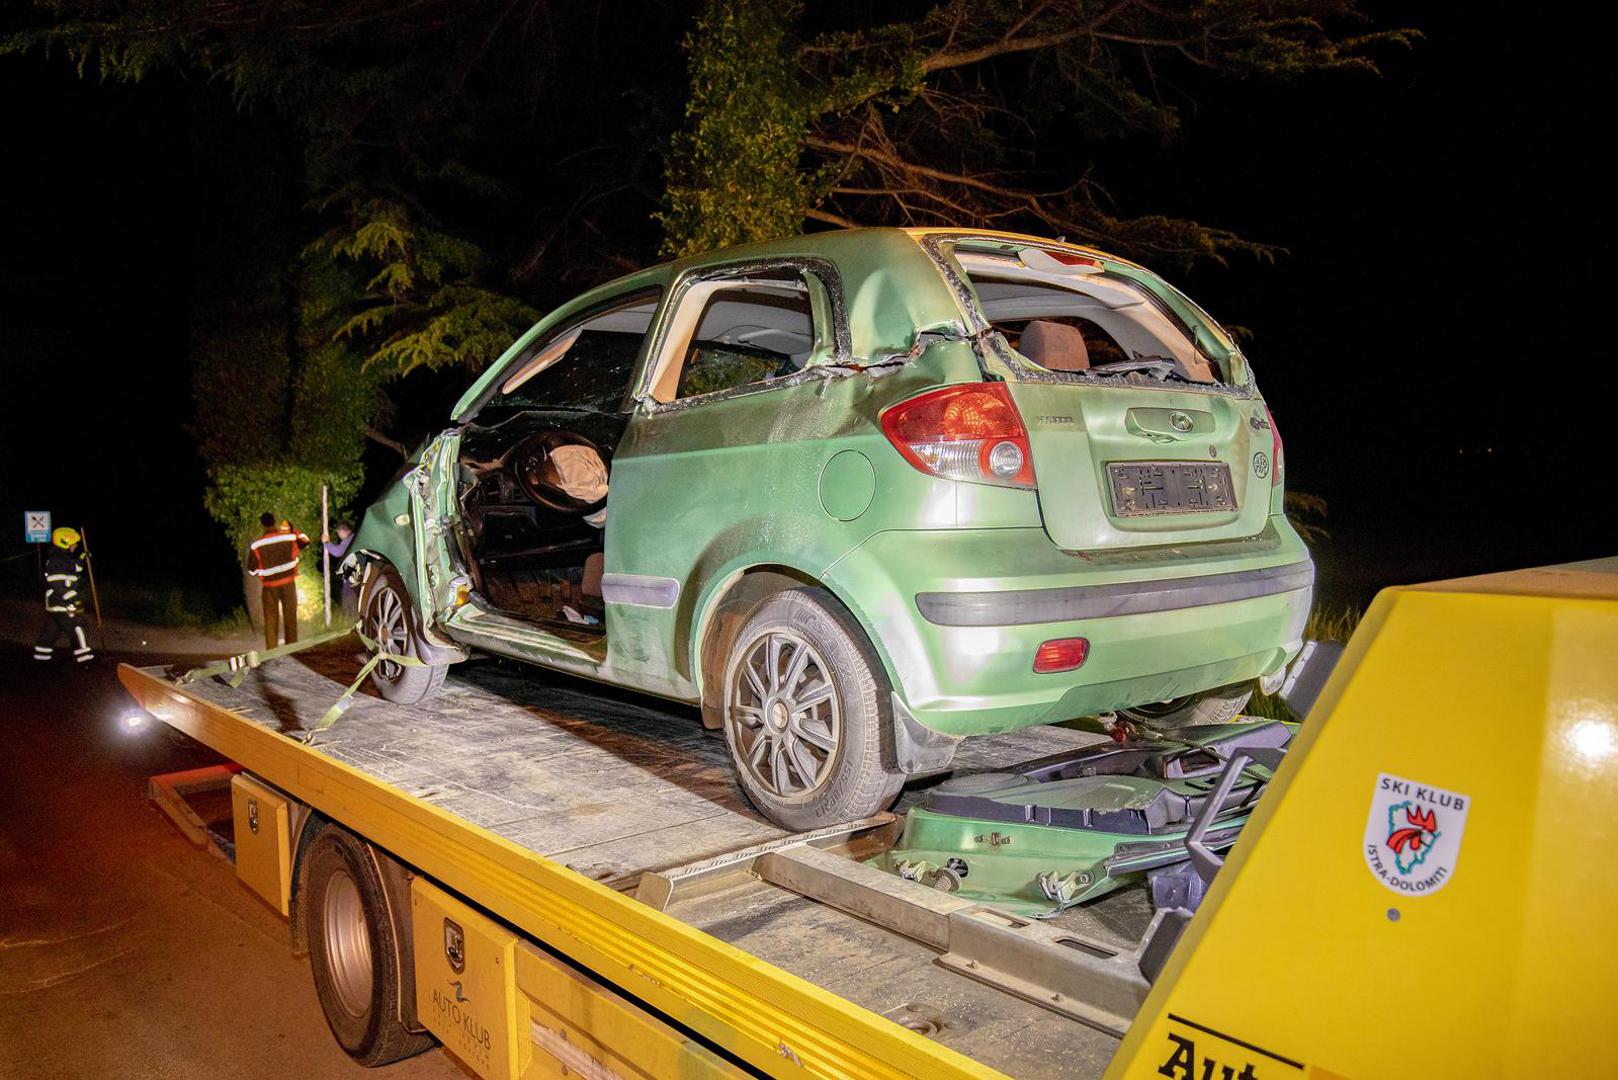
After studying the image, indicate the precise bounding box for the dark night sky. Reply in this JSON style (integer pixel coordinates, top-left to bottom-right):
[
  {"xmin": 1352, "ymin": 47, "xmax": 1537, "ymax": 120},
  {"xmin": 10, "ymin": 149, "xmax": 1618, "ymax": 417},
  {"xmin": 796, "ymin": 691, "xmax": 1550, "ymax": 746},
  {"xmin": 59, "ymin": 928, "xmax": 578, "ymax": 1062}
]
[{"xmin": 1, "ymin": 2, "xmax": 1608, "ymax": 611}]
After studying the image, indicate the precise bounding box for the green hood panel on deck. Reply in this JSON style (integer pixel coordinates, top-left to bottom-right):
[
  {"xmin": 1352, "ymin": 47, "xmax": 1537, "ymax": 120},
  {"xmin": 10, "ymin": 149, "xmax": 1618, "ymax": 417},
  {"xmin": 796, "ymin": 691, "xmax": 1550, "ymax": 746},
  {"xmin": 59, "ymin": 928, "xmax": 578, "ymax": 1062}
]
[{"xmin": 870, "ymin": 721, "xmax": 1293, "ymax": 916}]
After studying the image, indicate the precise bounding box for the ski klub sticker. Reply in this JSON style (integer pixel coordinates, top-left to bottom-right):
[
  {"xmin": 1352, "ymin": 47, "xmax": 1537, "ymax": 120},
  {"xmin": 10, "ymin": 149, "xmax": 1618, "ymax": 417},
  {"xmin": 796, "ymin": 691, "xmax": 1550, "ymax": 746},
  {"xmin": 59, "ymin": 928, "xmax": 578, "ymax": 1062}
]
[{"xmin": 1363, "ymin": 773, "xmax": 1470, "ymax": 896}]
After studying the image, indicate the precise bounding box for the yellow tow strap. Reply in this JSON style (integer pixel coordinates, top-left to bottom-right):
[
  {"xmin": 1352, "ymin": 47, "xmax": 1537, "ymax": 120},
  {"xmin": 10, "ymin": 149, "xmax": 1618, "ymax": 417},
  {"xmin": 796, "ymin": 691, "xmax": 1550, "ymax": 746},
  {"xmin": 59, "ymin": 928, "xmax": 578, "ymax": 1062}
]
[{"xmin": 175, "ymin": 621, "xmax": 427, "ymax": 741}]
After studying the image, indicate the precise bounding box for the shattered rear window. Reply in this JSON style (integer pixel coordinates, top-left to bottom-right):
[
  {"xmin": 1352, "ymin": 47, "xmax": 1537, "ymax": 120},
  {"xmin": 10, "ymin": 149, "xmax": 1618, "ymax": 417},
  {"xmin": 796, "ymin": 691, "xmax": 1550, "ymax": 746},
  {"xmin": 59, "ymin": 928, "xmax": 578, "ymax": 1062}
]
[{"xmin": 950, "ymin": 245, "xmax": 1243, "ymax": 388}]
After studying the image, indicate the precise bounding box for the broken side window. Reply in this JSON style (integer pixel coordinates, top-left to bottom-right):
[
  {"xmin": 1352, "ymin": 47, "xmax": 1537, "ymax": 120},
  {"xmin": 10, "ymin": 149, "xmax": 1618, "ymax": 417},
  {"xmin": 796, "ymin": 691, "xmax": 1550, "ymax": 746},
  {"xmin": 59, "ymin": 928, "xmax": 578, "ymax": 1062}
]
[
  {"xmin": 646, "ymin": 269, "xmax": 831, "ymax": 404},
  {"xmin": 493, "ymin": 290, "xmax": 662, "ymax": 415}
]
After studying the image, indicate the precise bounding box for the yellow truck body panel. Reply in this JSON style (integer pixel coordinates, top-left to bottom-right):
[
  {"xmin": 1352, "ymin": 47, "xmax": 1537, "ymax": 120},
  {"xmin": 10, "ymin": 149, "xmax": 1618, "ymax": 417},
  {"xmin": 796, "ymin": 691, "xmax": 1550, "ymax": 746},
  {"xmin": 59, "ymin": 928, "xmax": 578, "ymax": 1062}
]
[{"xmin": 1109, "ymin": 560, "xmax": 1618, "ymax": 1079}]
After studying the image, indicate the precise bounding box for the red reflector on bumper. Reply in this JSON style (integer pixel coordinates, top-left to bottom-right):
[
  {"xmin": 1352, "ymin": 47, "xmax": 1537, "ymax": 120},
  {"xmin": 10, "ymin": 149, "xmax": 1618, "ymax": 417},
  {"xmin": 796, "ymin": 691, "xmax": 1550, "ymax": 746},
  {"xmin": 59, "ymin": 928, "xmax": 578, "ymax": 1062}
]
[{"xmin": 1033, "ymin": 637, "xmax": 1089, "ymax": 673}]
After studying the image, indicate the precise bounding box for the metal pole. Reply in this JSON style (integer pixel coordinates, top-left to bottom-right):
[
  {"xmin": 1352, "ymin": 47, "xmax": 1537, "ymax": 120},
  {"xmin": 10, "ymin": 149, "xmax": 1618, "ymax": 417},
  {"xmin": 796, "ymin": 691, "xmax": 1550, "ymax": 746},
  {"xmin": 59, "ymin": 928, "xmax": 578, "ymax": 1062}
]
[
  {"xmin": 80, "ymin": 525, "xmax": 104, "ymax": 630},
  {"xmin": 321, "ymin": 484, "xmax": 332, "ymax": 628}
]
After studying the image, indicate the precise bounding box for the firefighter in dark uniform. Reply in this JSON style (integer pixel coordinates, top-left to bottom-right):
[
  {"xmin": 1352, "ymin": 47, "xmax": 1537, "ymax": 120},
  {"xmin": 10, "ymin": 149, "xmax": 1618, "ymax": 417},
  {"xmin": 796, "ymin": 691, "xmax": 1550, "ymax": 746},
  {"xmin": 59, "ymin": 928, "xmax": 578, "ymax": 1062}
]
[
  {"xmin": 34, "ymin": 527, "xmax": 94, "ymax": 664},
  {"xmin": 250, "ymin": 512, "xmax": 310, "ymax": 650}
]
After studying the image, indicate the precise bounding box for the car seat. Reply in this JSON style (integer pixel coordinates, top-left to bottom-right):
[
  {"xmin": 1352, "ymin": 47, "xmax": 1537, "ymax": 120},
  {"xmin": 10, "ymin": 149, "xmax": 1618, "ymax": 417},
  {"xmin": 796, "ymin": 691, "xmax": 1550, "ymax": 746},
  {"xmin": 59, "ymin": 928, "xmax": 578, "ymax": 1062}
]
[{"xmin": 1018, "ymin": 319, "xmax": 1090, "ymax": 371}]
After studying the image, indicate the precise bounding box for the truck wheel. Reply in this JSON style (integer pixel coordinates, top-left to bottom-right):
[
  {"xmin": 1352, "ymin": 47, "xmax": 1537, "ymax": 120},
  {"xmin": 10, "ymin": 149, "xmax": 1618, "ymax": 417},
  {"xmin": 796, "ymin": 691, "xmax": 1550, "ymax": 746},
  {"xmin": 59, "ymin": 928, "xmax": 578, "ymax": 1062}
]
[
  {"xmin": 720, "ymin": 588, "xmax": 903, "ymax": 831},
  {"xmin": 362, "ymin": 566, "xmax": 448, "ymax": 705},
  {"xmin": 305, "ymin": 825, "xmax": 436, "ymax": 1066},
  {"xmin": 1121, "ymin": 684, "xmax": 1252, "ymax": 728}
]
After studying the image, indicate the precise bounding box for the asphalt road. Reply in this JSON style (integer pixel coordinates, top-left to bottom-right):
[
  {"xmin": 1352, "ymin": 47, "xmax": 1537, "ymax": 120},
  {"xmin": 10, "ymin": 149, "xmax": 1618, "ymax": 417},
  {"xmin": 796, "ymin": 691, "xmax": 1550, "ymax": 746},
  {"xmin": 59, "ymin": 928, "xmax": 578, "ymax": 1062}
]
[{"xmin": 0, "ymin": 643, "xmax": 465, "ymax": 1080}]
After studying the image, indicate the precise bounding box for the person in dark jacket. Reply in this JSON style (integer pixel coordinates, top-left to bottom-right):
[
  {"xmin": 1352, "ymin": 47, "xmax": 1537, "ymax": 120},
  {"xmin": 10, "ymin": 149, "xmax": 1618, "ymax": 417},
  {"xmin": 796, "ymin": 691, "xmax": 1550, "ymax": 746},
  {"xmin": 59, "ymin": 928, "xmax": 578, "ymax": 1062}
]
[
  {"xmin": 323, "ymin": 522, "xmax": 357, "ymax": 616},
  {"xmin": 34, "ymin": 527, "xmax": 93, "ymax": 664},
  {"xmin": 250, "ymin": 512, "xmax": 310, "ymax": 650}
]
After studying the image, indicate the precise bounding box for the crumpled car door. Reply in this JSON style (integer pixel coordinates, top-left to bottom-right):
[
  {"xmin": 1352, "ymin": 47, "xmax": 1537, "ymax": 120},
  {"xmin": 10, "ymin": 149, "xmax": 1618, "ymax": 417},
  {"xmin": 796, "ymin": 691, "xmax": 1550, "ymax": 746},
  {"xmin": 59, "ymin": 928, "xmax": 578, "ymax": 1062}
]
[{"xmin": 404, "ymin": 428, "xmax": 467, "ymax": 628}]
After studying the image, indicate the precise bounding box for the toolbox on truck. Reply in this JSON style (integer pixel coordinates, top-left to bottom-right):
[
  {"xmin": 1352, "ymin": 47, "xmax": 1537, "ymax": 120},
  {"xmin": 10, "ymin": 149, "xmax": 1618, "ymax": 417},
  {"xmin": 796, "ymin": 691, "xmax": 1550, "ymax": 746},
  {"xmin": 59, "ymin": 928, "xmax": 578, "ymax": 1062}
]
[{"xmin": 231, "ymin": 771, "xmax": 294, "ymax": 916}]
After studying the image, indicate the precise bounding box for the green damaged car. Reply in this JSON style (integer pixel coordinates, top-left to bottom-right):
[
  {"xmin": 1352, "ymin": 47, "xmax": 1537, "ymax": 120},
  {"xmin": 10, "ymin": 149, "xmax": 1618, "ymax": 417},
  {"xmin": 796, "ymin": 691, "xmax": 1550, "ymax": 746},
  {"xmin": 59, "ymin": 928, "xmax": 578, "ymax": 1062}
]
[{"xmin": 347, "ymin": 228, "xmax": 1312, "ymax": 829}]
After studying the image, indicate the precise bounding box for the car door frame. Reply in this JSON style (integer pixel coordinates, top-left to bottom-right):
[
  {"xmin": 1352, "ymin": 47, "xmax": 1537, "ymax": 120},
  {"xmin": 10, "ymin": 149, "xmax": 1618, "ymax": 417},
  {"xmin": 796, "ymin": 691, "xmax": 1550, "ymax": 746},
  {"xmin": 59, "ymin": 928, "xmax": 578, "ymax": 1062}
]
[
  {"xmin": 629, "ymin": 255, "xmax": 853, "ymax": 414},
  {"xmin": 596, "ymin": 254, "xmax": 855, "ymax": 700},
  {"xmin": 413, "ymin": 283, "xmax": 670, "ymax": 641}
]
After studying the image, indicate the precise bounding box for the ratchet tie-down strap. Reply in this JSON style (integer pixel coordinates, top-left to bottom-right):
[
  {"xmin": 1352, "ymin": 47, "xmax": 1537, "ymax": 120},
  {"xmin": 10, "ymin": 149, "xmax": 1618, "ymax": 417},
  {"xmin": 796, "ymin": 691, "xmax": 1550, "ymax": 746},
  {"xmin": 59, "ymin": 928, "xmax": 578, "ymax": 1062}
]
[
  {"xmin": 306, "ymin": 629, "xmax": 428, "ymax": 738},
  {"xmin": 177, "ymin": 623, "xmax": 361, "ymax": 687},
  {"xmin": 176, "ymin": 621, "xmax": 425, "ymax": 741}
]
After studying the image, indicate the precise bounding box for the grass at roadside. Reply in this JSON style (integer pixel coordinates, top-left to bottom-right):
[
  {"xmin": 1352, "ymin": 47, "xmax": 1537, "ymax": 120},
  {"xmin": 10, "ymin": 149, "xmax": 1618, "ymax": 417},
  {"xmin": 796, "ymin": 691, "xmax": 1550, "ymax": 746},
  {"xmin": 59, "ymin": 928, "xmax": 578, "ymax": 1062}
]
[{"xmin": 100, "ymin": 582, "xmax": 252, "ymax": 637}]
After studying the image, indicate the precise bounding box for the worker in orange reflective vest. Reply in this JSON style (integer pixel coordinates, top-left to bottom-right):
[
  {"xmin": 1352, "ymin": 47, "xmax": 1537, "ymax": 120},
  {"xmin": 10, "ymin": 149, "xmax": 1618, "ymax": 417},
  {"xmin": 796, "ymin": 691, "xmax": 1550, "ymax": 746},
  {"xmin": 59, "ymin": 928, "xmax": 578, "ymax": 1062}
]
[{"xmin": 249, "ymin": 513, "xmax": 311, "ymax": 650}]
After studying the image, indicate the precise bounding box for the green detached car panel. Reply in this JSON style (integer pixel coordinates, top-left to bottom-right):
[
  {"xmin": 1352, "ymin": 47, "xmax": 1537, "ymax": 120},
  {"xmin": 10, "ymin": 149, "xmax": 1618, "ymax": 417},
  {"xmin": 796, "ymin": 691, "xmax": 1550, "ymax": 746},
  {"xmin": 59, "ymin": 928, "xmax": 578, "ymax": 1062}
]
[{"xmin": 349, "ymin": 228, "xmax": 1312, "ymax": 829}]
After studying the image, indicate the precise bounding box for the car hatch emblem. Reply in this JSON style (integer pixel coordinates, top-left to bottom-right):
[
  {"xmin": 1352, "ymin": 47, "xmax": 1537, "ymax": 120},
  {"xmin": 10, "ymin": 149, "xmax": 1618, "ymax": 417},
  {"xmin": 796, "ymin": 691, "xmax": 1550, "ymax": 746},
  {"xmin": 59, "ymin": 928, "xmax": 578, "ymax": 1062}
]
[{"xmin": 1169, "ymin": 411, "xmax": 1193, "ymax": 432}]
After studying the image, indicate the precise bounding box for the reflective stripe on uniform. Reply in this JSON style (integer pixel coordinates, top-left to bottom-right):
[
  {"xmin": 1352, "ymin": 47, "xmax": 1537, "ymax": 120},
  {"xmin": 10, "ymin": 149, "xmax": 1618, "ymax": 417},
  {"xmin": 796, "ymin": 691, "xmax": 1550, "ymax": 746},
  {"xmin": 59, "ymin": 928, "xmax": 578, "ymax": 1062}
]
[
  {"xmin": 251, "ymin": 533, "xmax": 301, "ymax": 550},
  {"xmin": 34, "ymin": 646, "xmax": 51, "ymax": 654},
  {"xmin": 76, "ymin": 652, "xmax": 94, "ymax": 662},
  {"xmin": 34, "ymin": 652, "xmax": 51, "ymax": 660},
  {"xmin": 74, "ymin": 627, "xmax": 89, "ymax": 652},
  {"xmin": 46, "ymin": 573, "xmax": 78, "ymax": 582},
  {"xmin": 252, "ymin": 559, "xmax": 299, "ymax": 578}
]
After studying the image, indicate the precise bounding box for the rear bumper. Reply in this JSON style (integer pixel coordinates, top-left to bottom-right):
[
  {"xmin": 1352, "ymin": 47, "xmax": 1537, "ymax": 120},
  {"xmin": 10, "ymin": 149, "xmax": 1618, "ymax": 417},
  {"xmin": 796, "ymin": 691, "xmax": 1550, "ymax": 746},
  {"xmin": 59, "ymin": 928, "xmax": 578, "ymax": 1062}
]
[
  {"xmin": 823, "ymin": 523, "xmax": 1312, "ymax": 737},
  {"xmin": 915, "ymin": 560, "xmax": 1313, "ymax": 626}
]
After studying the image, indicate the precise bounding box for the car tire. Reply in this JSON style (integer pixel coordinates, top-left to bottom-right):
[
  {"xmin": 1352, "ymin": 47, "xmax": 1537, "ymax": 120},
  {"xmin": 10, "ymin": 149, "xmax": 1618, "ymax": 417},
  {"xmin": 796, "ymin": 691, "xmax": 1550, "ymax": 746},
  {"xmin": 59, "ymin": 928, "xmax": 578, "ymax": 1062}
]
[
  {"xmin": 720, "ymin": 588, "xmax": 904, "ymax": 831},
  {"xmin": 1121, "ymin": 683, "xmax": 1253, "ymax": 728},
  {"xmin": 304, "ymin": 825, "xmax": 436, "ymax": 1066},
  {"xmin": 362, "ymin": 565, "xmax": 448, "ymax": 705}
]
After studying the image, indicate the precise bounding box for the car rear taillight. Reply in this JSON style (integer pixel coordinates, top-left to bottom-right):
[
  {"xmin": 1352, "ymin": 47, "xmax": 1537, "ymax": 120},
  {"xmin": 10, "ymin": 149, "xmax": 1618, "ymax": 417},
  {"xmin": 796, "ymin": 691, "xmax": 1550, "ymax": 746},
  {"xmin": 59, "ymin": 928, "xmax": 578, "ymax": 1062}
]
[
  {"xmin": 880, "ymin": 383, "xmax": 1036, "ymax": 489},
  {"xmin": 1033, "ymin": 637, "xmax": 1089, "ymax": 673},
  {"xmin": 1264, "ymin": 403, "xmax": 1284, "ymax": 487}
]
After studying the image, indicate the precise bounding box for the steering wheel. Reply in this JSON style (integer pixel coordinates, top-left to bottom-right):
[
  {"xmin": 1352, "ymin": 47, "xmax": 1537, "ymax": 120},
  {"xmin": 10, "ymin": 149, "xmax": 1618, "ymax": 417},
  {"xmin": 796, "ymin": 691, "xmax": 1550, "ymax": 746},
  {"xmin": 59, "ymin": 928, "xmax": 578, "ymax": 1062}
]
[{"xmin": 510, "ymin": 430, "xmax": 609, "ymax": 515}]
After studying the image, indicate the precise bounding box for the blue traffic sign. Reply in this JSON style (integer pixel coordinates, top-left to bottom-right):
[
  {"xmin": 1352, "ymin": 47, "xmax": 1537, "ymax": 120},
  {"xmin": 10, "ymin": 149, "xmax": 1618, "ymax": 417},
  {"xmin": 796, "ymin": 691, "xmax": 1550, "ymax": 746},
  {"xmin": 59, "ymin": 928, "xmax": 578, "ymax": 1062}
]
[{"xmin": 24, "ymin": 510, "xmax": 51, "ymax": 544}]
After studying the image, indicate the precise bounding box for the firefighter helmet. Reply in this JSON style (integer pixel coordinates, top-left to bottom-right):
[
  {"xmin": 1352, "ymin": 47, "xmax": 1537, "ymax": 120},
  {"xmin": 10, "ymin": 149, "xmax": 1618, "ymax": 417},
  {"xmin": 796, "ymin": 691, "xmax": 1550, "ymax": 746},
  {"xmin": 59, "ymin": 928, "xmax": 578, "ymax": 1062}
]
[{"xmin": 51, "ymin": 527, "xmax": 81, "ymax": 550}]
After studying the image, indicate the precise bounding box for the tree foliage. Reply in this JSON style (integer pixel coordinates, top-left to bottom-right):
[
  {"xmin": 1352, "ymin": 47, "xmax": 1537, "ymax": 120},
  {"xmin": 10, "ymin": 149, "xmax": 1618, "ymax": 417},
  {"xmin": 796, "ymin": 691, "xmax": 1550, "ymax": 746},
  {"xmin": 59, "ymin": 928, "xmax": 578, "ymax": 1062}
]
[
  {"xmin": 310, "ymin": 193, "xmax": 539, "ymax": 376},
  {"xmin": 662, "ymin": 0, "xmax": 1416, "ymax": 263},
  {"xmin": 4, "ymin": 0, "xmax": 596, "ymax": 379},
  {"xmin": 6, "ymin": 0, "xmax": 1404, "ymax": 605},
  {"xmin": 4, "ymin": 0, "xmax": 576, "ymax": 590},
  {"xmin": 659, "ymin": 1, "xmax": 815, "ymax": 256}
]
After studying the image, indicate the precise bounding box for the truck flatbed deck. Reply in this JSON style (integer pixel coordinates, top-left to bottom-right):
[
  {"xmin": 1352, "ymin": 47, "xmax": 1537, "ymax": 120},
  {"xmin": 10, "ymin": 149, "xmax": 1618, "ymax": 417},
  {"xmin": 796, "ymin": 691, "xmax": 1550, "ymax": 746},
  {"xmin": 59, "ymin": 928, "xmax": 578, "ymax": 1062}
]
[
  {"xmin": 125, "ymin": 644, "xmax": 1135, "ymax": 1079},
  {"xmin": 119, "ymin": 563, "xmax": 1618, "ymax": 1080}
]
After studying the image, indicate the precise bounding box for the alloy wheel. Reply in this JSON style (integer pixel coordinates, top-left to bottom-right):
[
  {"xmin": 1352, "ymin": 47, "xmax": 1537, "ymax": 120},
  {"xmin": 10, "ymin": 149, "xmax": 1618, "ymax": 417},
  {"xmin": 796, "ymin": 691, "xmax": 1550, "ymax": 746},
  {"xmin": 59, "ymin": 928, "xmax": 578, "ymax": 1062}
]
[
  {"xmin": 728, "ymin": 630, "xmax": 842, "ymax": 798},
  {"xmin": 369, "ymin": 586, "xmax": 409, "ymax": 682}
]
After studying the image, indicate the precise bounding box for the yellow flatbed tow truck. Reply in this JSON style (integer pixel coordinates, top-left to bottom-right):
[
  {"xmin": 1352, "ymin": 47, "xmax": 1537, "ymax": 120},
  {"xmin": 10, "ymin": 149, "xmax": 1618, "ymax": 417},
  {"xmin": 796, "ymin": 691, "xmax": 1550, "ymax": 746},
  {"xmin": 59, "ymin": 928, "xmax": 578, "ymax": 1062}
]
[{"xmin": 118, "ymin": 559, "xmax": 1618, "ymax": 1080}]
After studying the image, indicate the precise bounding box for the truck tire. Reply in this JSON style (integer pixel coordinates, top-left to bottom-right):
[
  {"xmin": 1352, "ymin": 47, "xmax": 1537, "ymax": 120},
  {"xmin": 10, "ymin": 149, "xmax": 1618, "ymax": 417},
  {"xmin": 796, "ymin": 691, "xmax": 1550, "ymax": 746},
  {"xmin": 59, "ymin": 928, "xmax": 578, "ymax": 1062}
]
[
  {"xmin": 720, "ymin": 588, "xmax": 904, "ymax": 831},
  {"xmin": 1121, "ymin": 683, "xmax": 1252, "ymax": 728},
  {"xmin": 362, "ymin": 565, "xmax": 448, "ymax": 705},
  {"xmin": 304, "ymin": 825, "xmax": 436, "ymax": 1066}
]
